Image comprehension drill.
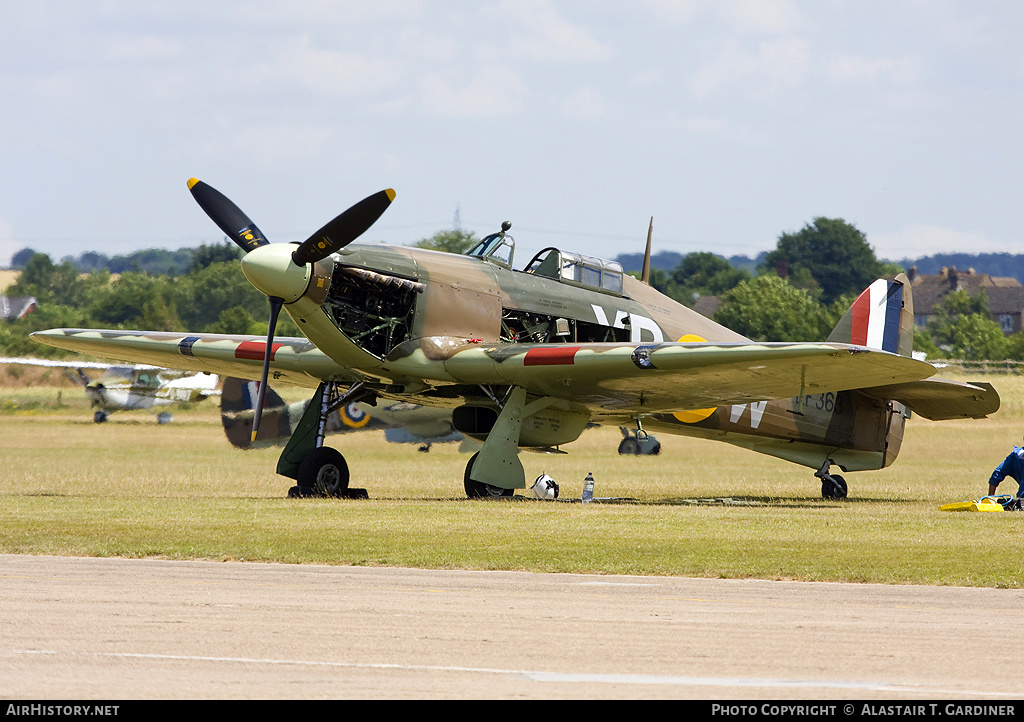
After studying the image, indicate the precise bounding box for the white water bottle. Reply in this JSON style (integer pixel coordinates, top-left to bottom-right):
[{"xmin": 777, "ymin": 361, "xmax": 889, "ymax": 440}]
[{"xmin": 582, "ymin": 473, "xmax": 594, "ymax": 503}]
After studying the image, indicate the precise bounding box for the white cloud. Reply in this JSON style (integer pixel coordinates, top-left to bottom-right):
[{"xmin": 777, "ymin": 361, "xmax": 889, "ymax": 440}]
[
  {"xmin": 872, "ymin": 224, "xmax": 1007, "ymax": 259},
  {"xmin": 248, "ymin": 35, "xmax": 407, "ymax": 96},
  {"xmin": 395, "ymin": 26, "xmax": 459, "ymax": 63},
  {"xmin": 193, "ymin": 0, "xmax": 426, "ymax": 26},
  {"xmin": 205, "ymin": 124, "xmax": 335, "ymax": 165},
  {"xmin": 496, "ymin": 0, "xmax": 611, "ymax": 62},
  {"xmin": 421, "ymin": 65, "xmax": 528, "ymax": 118},
  {"xmin": 630, "ymin": 70, "xmax": 663, "ymax": 87},
  {"xmin": 828, "ymin": 56, "xmax": 921, "ymax": 83},
  {"xmin": 690, "ymin": 38, "xmax": 809, "ymax": 97},
  {"xmin": 641, "ymin": 0, "xmax": 801, "ymax": 33},
  {"xmin": 721, "ymin": 0, "xmax": 801, "ymax": 34},
  {"xmin": 105, "ymin": 36, "xmax": 183, "ymax": 62},
  {"xmin": 640, "ymin": 0, "xmax": 706, "ymax": 25},
  {"xmin": 685, "ymin": 116, "xmax": 730, "ymax": 134},
  {"xmin": 561, "ymin": 87, "xmax": 606, "ymax": 119}
]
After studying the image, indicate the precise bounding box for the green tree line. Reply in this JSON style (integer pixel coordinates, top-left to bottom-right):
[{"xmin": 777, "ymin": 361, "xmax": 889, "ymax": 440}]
[
  {"xmin": 4, "ymin": 222, "xmax": 1021, "ymax": 362},
  {"xmin": 0, "ymin": 243, "xmax": 294, "ymax": 358},
  {"xmin": 641, "ymin": 217, "xmax": 1024, "ymax": 360}
]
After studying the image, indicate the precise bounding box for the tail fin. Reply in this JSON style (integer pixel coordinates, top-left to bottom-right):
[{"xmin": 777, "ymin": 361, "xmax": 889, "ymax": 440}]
[
  {"xmin": 65, "ymin": 368, "xmax": 90, "ymax": 387},
  {"xmin": 220, "ymin": 377, "xmax": 286, "ymax": 414},
  {"xmin": 220, "ymin": 377, "xmax": 298, "ymax": 449},
  {"xmin": 827, "ymin": 273, "xmax": 914, "ymax": 357}
]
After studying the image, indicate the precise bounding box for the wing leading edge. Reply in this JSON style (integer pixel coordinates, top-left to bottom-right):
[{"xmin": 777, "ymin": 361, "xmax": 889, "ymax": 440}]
[
  {"xmin": 34, "ymin": 329, "xmax": 941, "ymax": 416},
  {"xmin": 31, "ymin": 329, "xmax": 343, "ymax": 389}
]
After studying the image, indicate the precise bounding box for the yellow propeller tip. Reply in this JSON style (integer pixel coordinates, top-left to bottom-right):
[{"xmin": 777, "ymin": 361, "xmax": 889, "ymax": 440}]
[
  {"xmin": 187, "ymin": 178, "xmax": 200, "ymax": 190},
  {"xmin": 385, "ymin": 188, "xmax": 396, "ymax": 202},
  {"xmin": 250, "ymin": 430, "xmax": 258, "ymax": 443}
]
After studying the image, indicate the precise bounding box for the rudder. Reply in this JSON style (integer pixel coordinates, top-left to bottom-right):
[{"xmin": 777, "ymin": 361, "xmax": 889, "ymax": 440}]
[{"xmin": 827, "ymin": 273, "xmax": 914, "ymax": 357}]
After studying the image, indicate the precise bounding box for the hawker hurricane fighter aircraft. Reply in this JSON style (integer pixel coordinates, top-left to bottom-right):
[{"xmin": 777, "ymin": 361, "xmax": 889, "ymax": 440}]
[
  {"xmin": 32, "ymin": 179, "xmax": 999, "ymax": 499},
  {"xmin": 0, "ymin": 357, "xmax": 218, "ymax": 423}
]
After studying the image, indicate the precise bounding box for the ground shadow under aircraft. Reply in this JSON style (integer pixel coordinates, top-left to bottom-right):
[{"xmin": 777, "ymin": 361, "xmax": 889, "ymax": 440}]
[{"xmin": 359, "ymin": 494, "xmax": 908, "ymax": 507}]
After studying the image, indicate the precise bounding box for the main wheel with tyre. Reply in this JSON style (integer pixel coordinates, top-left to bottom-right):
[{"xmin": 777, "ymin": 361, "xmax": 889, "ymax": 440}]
[
  {"xmin": 297, "ymin": 447, "xmax": 350, "ymax": 498},
  {"xmin": 463, "ymin": 453, "xmax": 514, "ymax": 498}
]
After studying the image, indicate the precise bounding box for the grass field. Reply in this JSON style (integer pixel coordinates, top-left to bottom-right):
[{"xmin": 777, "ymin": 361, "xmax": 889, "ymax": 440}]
[{"xmin": 2, "ymin": 365, "xmax": 1023, "ymax": 587}]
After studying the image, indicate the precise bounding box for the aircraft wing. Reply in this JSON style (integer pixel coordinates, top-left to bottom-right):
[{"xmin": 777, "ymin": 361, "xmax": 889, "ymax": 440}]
[
  {"xmin": 33, "ymin": 330, "xmax": 938, "ymax": 415},
  {"xmin": 440, "ymin": 341, "xmax": 938, "ymax": 413},
  {"xmin": 857, "ymin": 378, "xmax": 1000, "ymax": 420},
  {"xmin": 30, "ymin": 329, "xmax": 343, "ymax": 389}
]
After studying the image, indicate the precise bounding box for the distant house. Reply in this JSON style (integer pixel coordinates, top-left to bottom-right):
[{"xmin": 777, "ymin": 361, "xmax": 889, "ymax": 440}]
[
  {"xmin": 0, "ymin": 295, "xmax": 37, "ymax": 320},
  {"xmin": 909, "ymin": 266, "xmax": 1024, "ymax": 336},
  {"xmin": 691, "ymin": 295, "xmax": 720, "ymax": 320}
]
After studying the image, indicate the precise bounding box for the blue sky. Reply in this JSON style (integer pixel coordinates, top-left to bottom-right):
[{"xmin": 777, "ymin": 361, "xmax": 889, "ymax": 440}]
[{"xmin": 2, "ymin": 0, "xmax": 1023, "ymax": 269}]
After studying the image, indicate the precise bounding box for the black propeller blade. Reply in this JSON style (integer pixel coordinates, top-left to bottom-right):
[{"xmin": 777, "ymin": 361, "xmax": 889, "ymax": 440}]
[
  {"xmin": 187, "ymin": 178, "xmax": 269, "ymax": 253},
  {"xmin": 291, "ymin": 188, "xmax": 396, "ymax": 266},
  {"xmin": 250, "ymin": 296, "xmax": 283, "ymax": 444},
  {"xmin": 186, "ymin": 178, "xmax": 396, "ymax": 443}
]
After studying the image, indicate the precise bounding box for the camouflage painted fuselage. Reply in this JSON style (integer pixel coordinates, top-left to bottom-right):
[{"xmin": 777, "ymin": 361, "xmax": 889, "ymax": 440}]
[
  {"xmin": 282, "ymin": 243, "xmax": 907, "ymax": 472},
  {"xmin": 34, "ymin": 240, "xmax": 994, "ymax": 479}
]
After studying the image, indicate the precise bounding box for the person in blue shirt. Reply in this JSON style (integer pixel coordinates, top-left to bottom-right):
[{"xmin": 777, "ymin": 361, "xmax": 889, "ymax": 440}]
[{"xmin": 988, "ymin": 445, "xmax": 1024, "ymax": 497}]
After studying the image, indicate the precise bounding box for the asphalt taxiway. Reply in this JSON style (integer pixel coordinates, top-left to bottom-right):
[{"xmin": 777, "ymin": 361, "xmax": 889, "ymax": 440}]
[{"xmin": 1, "ymin": 555, "xmax": 1021, "ymax": 699}]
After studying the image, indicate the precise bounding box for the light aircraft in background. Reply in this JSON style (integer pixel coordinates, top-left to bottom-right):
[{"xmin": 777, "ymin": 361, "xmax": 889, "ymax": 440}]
[
  {"xmin": 32, "ymin": 179, "xmax": 999, "ymax": 499},
  {"xmin": 0, "ymin": 357, "xmax": 219, "ymax": 423}
]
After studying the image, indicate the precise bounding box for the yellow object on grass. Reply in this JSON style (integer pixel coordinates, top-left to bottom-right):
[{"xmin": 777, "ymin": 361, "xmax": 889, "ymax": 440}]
[{"xmin": 939, "ymin": 496, "xmax": 1009, "ymax": 512}]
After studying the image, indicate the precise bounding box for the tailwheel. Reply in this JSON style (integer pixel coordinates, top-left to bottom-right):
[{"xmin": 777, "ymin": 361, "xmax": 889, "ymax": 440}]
[
  {"xmin": 297, "ymin": 446, "xmax": 350, "ymax": 498},
  {"xmin": 464, "ymin": 453, "xmax": 514, "ymax": 499},
  {"xmin": 93, "ymin": 410, "xmax": 108, "ymax": 423},
  {"xmin": 821, "ymin": 474, "xmax": 848, "ymax": 500}
]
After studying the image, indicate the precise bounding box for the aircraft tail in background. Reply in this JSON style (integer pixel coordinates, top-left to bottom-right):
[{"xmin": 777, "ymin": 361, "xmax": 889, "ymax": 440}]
[{"xmin": 219, "ymin": 377, "xmax": 463, "ymax": 450}]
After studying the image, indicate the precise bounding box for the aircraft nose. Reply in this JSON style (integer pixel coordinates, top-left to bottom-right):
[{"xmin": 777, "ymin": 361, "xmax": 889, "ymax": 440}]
[{"xmin": 240, "ymin": 244, "xmax": 312, "ymax": 303}]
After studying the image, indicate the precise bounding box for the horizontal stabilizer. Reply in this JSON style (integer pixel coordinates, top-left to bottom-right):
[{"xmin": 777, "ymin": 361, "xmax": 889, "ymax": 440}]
[{"xmin": 859, "ymin": 377, "xmax": 1000, "ymax": 420}]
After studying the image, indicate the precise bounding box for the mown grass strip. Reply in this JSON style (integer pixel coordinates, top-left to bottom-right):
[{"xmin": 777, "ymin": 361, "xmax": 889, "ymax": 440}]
[{"xmin": 2, "ymin": 373, "xmax": 1022, "ymax": 587}]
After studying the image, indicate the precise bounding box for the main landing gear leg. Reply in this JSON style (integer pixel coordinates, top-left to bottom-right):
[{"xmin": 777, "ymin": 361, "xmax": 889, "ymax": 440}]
[
  {"xmin": 282, "ymin": 381, "xmax": 368, "ymax": 499},
  {"xmin": 464, "ymin": 386, "xmax": 528, "ymax": 499},
  {"xmin": 815, "ymin": 459, "xmax": 848, "ymax": 500}
]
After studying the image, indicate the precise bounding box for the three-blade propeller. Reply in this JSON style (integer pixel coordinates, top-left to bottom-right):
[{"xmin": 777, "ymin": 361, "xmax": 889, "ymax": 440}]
[{"xmin": 187, "ymin": 178, "xmax": 395, "ymax": 442}]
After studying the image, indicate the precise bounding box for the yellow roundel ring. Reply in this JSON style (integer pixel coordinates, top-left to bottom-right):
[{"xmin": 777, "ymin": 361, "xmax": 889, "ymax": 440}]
[
  {"xmin": 342, "ymin": 404, "xmax": 371, "ymax": 429},
  {"xmin": 673, "ymin": 334, "xmax": 716, "ymax": 424}
]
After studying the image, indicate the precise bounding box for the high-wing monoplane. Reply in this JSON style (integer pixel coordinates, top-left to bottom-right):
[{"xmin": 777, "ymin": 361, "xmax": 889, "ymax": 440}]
[
  {"xmin": 0, "ymin": 356, "xmax": 219, "ymax": 423},
  {"xmin": 32, "ymin": 179, "xmax": 999, "ymax": 498}
]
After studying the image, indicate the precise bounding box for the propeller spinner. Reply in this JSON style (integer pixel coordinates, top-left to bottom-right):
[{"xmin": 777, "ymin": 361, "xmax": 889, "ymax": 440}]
[{"xmin": 187, "ymin": 178, "xmax": 396, "ymax": 442}]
